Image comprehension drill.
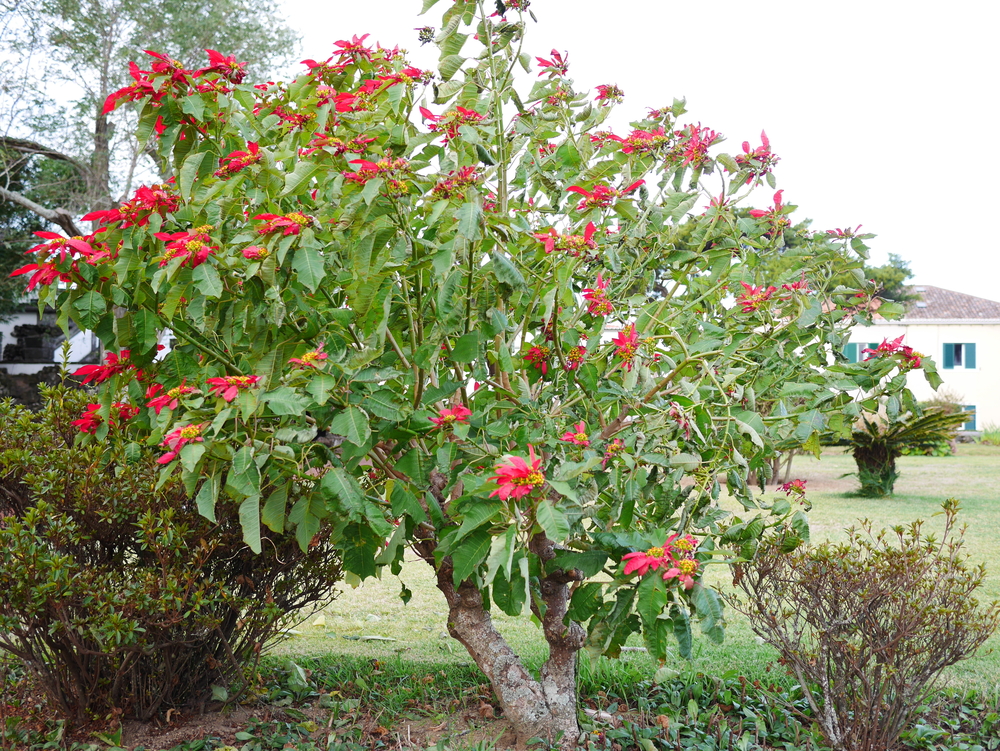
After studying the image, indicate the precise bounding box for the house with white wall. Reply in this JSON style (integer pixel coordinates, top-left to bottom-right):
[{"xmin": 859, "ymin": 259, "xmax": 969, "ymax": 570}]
[{"xmin": 846, "ymin": 285, "xmax": 1000, "ymax": 430}]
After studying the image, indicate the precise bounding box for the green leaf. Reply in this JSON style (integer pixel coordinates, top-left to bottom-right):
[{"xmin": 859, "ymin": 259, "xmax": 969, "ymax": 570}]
[
  {"xmin": 491, "ymin": 251, "xmax": 526, "ymax": 289},
  {"xmin": 263, "ymin": 387, "xmax": 309, "ymax": 416},
  {"xmin": 193, "ymin": 263, "xmax": 223, "ymax": 298},
  {"xmin": 451, "ymin": 501, "xmax": 502, "ymax": 544},
  {"xmin": 239, "ymin": 495, "xmax": 262, "ymax": 554},
  {"xmin": 451, "ymin": 527, "xmax": 493, "ymax": 585},
  {"xmin": 669, "ymin": 453, "xmax": 701, "ymax": 471},
  {"xmin": 363, "ymin": 391, "xmax": 410, "ymax": 422},
  {"xmin": 179, "ymin": 151, "xmax": 208, "ymax": 200},
  {"xmin": 281, "ymin": 160, "xmax": 318, "ymax": 196},
  {"xmin": 195, "ymin": 473, "xmax": 220, "ymax": 523},
  {"xmin": 438, "ymin": 54, "xmax": 465, "ymax": 81},
  {"xmin": 321, "ymin": 467, "xmax": 365, "ymax": 518},
  {"xmin": 691, "ymin": 583, "xmax": 725, "ymax": 643},
  {"xmin": 455, "ymin": 201, "xmax": 482, "ymax": 240},
  {"xmin": 535, "ymin": 500, "xmax": 570, "ymax": 541},
  {"xmin": 261, "ymin": 483, "xmax": 289, "ymax": 532},
  {"xmin": 450, "ymin": 331, "xmax": 479, "ymax": 362},
  {"xmin": 568, "ymin": 582, "xmax": 604, "ymax": 622},
  {"xmin": 330, "ymin": 406, "xmax": 371, "ymax": 446},
  {"xmin": 72, "ymin": 291, "xmax": 106, "ymax": 330},
  {"xmin": 291, "ymin": 247, "xmax": 326, "ymax": 292},
  {"xmin": 226, "ymin": 446, "xmax": 260, "ymax": 498},
  {"xmin": 483, "ymin": 525, "xmax": 516, "ymax": 585}
]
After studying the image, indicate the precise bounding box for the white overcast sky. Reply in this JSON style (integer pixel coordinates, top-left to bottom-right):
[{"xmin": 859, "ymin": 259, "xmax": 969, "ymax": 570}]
[{"xmin": 280, "ymin": 0, "xmax": 1000, "ymax": 302}]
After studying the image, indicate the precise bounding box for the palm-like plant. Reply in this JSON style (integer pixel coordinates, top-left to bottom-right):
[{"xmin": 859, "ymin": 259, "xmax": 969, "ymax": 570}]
[{"xmin": 843, "ymin": 409, "xmax": 970, "ymax": 496}]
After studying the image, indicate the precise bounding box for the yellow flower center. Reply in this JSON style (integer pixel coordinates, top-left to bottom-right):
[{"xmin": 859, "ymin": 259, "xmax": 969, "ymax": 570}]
[
  {"xmin": 299, "ymin": 351, "xmax": 320, "ymax": 363},
  {"xmin": 287, "ymin": 212, "xmax": 310, "ymax": 225},
  {"xmin": 678, "ymin": 559, "xmax": 697, "ymax": 575},
  {"xmin": 673, "ymin": 538, "xmax": 694, "ymax": 552},
  {"xmin": 167, "ymin": 386, "xmax": 185, "ymax": 398},
  {"xmin": 646, "ymin": 546, "xmax": 665, "ymax": 558},
  {"xmin": 512, "ymin": 471, "xmax": 544, "ymax": 487},
  {"xmin": 185, "ymin": 240, "xmax": 204, "ymax": 252},
  {"xmin": 574, "ymin": 432, "xmax": 588, "ymax": 443},
  {"xmin": 194, "ymin": 225, "xmax": 213, "ymax": 233},
  {"xmin": 179, "ymin": 425, "xmax": 202, "ymax": 439}
]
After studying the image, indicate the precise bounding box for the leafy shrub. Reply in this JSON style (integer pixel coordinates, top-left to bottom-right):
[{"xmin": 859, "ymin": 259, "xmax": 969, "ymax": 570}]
[
  {"xmin": 730, "ymin": 499, "xmax": 1000, "ymax": 751},
  {"xmin": 0, "ymin": 385, "xmax": 342, "ymax": 723},
  {"xmin": 977, "ymin": 423, "xmax": 1000, "ymax": 446}
]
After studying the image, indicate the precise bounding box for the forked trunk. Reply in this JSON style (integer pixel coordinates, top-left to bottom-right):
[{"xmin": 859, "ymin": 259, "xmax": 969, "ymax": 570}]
[{"xmin": 414, "ymin": 532, "xmax": 585, "ymax": 749}]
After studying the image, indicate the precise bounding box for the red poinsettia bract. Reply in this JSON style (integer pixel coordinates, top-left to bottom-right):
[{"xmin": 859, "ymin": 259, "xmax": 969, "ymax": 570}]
[{"xmin": 488, "ymin": 445, "xmax": 545, "ymax": 501}]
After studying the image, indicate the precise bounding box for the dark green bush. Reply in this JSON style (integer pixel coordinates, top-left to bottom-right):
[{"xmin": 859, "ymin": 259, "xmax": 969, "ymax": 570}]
[
  {"xmin": 731, "ymin": 499, "xmax": 999, "ymax": 751},
  {"xmin": 0, "ymin": 385, "xmax": 342, "ymax": 723}
]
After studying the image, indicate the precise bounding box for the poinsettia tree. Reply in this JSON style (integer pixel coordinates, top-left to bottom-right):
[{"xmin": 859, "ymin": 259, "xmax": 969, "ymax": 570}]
[{"xmin": 19, "ymin": 0, "xmax": 934, "ymax": 744}]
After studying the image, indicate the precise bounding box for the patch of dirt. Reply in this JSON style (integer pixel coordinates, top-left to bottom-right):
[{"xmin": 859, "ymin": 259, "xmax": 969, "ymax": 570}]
[
  {"xmin": 121, "ymin": 704, "xmax": 329, "ymax": 750},
  {"xmin": 117, "ymin": 701, "xmax": 517, "ymax": 751}
]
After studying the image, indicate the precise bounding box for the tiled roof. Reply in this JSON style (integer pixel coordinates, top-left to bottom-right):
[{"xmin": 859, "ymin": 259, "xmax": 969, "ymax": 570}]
[{"xmin": 902, "ymin": 286, "xmax": 1000, "ymax": 320}]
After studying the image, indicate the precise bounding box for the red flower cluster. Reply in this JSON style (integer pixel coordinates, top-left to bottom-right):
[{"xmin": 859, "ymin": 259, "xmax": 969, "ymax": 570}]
[
  {"xmin": 254, "ymin": 212, "xmax": 314, "ymax": 236},
  {"xmin": 668, "ymin": 123, "xmax": 720, "ymax": 168},
  {"xmin": 612, "ymin": 324, "xmax": 640, "ymax": 371},
  {"xmin": 300, "ymin": 134, "xmax": 375, "ymax": 157},
  {"xmin": 158, "ymin": 423, "xmax": 207, "ymax": 464},
  {"xmin": 532, "ymin": 222, "xmax": 597, "ymax": 257},
  {"xmin": 431, "ymin": 166, "xmax": 481, "ymax": 200},
  {"xmin": 523, "ymin": 344, "xmax": 551, "ymax": 375},
  {"xmin": 193, "ymin": 49, "xmax": 248, "ymax": 83},
  {"xmin": 564, "ymin": 345, "xmax": 586, "ymax": 371},
  {"xmin": 781, "ymin": 479, "xmax": 807, "ymax": 497},
  {"xmin": 71, "ymin": 402, "xmax": 139, "ymax": 433},
  {"xmin": 582, "ymin": 274, "xmax": 613, "ymax": 316},
  {"xmin": 736, "ymin": 282, "xmax": 778, "ymax": 313},
  {"xmin": 862, "ymin": 336, "xmax": 923, "ymax": 370},
  {"xmin": 594, "ymin": 84, "xmax": 624, "ymax": 104},
  {"xmin": 733, "ymin": 130, "xmax": 779, "ymax": 184},
  {"xmin": 154, "ymin": 227, "xmax": 216, "ymax": 268},
  {"xmin": 749, "ymin": 190, "xmax": 791, "ymax": 235},
  {"xmin": 419, "ymin": 106, "xmax": 485, "ymax": 144},
  {"xmin": 83, "ymin": 183, "xmax": 180, "ymax": 228},
  {"xmin": 535, "ymin": 49, "xmax": 568, "ymax": 77},
  {"xmin": 622, "ymin": 533, "xmax": 700, "ymax": 589},
  {"xmin": 206, "ymin": 375, "xmax": 261, "ymax": 402},
  {"xmin": 560, "ymin": 421, "xmax": 590, "ymax": 447},
  {"xmin": 74, "ymin": 350, "xmax": 135, "ymax": 385},
  {"xmin": 241, "ymin": 246, "xmax": 269, "ymax": 260},
  {"xmin": 342, "ymin": 158, "xmax": 411, "ymax": 195},
  {"xmin": 289, "ymin": 343, "xmax": 329, "ymax": 369},
  {"xmin": 429, "ymin": 404, "xmax": 472, "ymax": 428},
  {"xmin": 668, "ymin": 401, "xmax": 692, "ymax": 440},
  {"xmin": 145, "ymin": 381, "xmax": 200, "ymax": 414},
  {"xmin": 488, "ymin": 445, "xmax": 545, "ymax": 501},
  {"xmin": 566, "ymin": 181, "xmax": 643, "ymax": 211},
  {"xmin": 11, "ymin": 231, "xmax": 113, "ymax": 291},
  {"xmin": 606, "ymin": 126, "xmax": 671, "ymax": 155},
  {"xmin": 214, "ymin": 142, "xmax": 261, "ymax": 178}
]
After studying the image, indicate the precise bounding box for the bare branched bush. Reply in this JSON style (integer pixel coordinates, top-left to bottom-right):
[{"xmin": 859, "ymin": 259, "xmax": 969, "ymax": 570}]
[{"xmin": 730, "ymin": 499, "xmax": 1000, "ymax": 751}]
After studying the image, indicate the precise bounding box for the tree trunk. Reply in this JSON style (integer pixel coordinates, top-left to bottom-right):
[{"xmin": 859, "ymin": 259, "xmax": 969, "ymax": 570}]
[
  {"xmin": 853, "ymin": 444, "xmax": 898, "ymax": 497},
  {"xmin": 412, "ymin": 528, "xmax": 584, "ymax": 749}
]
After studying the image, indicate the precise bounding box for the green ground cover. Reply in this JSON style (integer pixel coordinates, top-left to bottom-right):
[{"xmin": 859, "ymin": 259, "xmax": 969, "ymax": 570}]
[{"xmin": 274, "ymin": 444, "xmax": 1000, "ymax": 694}]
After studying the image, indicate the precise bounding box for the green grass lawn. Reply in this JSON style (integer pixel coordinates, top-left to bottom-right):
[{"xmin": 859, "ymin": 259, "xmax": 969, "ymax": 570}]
[{"xmin": 272, "ymin": 444, "xmax": 1000, "ymax": 694}]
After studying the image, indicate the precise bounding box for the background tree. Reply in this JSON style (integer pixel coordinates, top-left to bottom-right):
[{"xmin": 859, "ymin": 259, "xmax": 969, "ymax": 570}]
[
  {"xmin": 24, "ymin": 0, "xmax": 932, "ymax": 744},
  {"xmin": 0, "ymin": 0, "xmax": 299, "ymax": 279}
]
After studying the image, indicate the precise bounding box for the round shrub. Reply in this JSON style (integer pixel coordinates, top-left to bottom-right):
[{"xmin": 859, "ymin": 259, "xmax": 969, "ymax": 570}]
[{"xmin": 0, "ymin": 385, "xmax": 342, "ymax": 723}]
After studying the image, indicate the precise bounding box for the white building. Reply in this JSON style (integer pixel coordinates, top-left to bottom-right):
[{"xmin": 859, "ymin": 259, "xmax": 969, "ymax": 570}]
[{"xmin": 846, "ymin": 286, "xmax": 1000, "ymax": 430}]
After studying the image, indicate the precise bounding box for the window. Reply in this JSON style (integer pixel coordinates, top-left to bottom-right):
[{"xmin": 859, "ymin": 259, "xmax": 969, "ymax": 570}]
[
  {"xmin": 942, "ymin": 343, "xmax": 976, "ymax": 370},
  {"xmin": 843, "ymin": 342, "xmax": 880, "ymax": 364},
  {"xmin": 962, "ymin": 405, "xmax": 976, "ymax": 431}
]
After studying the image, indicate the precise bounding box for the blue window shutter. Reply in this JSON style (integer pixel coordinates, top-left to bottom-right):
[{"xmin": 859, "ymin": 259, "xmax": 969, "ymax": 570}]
[
  {"xmin": 963, "ymin": 405, "xmax": 976, "ymax": 431},
  {"xmin": 965, "ymin": 343, "xmax": 976, "ymax": 369},
  {"xmin": 844, "ymin": 343, "xmax": 858, "ymax": 363},
  {"xmin": 868, "ymin": 342, "xmax": 879, "ymax": 352},
  {"xmin": 943, "ymin": 343, "xmax": 955, "ymax": 369}
]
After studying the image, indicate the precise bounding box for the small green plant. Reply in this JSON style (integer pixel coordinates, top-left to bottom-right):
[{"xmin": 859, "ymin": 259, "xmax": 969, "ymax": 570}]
[
  {"xmin": 0, "ymin": 385, "xmax": 343, "ymax": 724},
  {"xmin": 730, "ymin": 499, "xmax": 1000, "ymax": 751},
  {"xmin": 977, "ymin": 422, "xmax": 1000, "ymax": 446}
]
